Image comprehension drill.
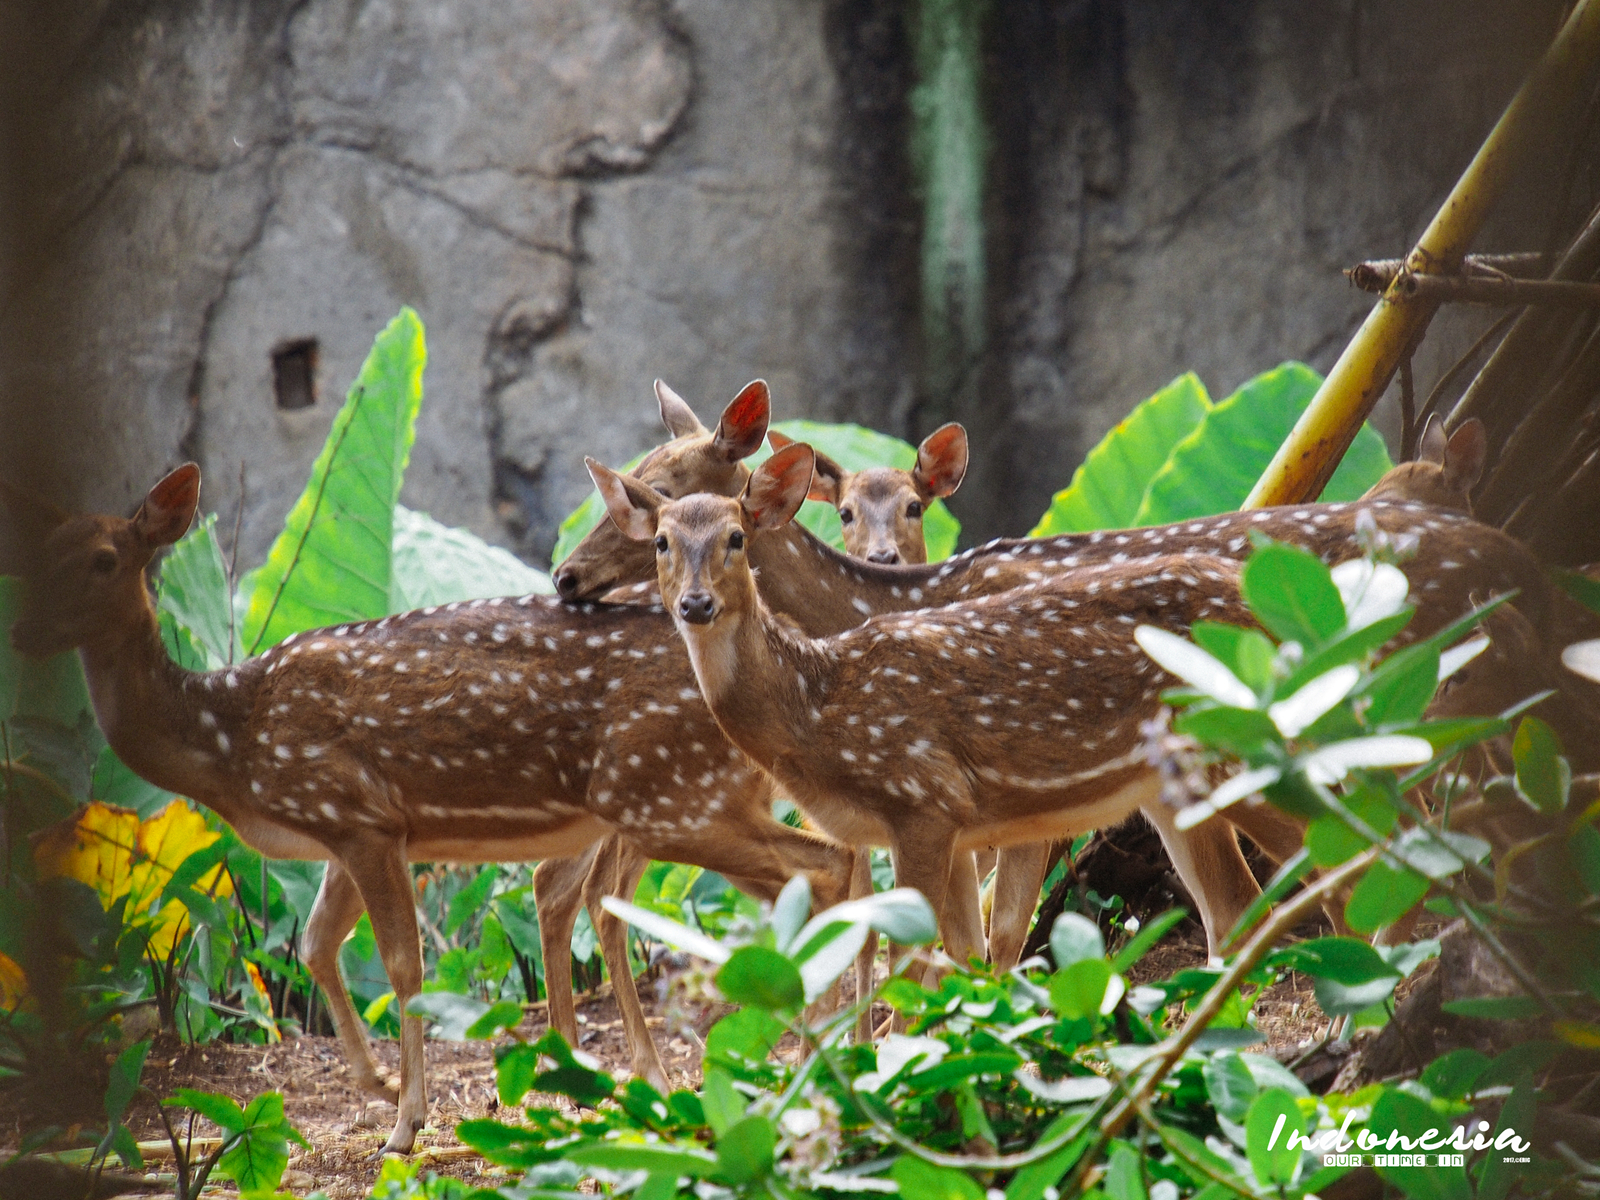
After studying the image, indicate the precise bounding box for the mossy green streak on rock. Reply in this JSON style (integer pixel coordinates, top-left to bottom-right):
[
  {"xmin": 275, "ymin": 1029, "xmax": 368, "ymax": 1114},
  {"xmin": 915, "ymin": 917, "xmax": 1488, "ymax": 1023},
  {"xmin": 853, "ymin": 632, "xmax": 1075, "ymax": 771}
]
[{"xmin": 910, "ymin": 0, "xmax": 989, "ymax": 418}]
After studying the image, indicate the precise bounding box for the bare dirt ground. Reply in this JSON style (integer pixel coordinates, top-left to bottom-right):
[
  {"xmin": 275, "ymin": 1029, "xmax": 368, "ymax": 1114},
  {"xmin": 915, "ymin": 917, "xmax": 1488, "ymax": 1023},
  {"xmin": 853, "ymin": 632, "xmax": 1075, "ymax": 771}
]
[{"xmin": 0, "ymin": 928, "xmax": 1361, "ymax": 1200}]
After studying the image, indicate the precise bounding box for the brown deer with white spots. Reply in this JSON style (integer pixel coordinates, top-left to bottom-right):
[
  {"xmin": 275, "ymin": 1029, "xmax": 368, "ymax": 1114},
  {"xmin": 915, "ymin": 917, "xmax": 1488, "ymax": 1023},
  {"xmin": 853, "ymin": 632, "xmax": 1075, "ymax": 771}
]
[
  {"xmin": 766, "ymin": 424, "xmax": 968, "ymax": 565},
  {"xmin": 1362, "ymin": 417, "xmax": 1487, "ymax": 513},
  {"xmin": 590, "ymin": 444, "xmax": 1282, "ymax": 965},
  {"xmin": 5, "ymin": 464, "xmax": 853, "ymax": 1155},
  {"xmin": 560, "ymin": 392, "xmax": 1577, "ymax": 968}
]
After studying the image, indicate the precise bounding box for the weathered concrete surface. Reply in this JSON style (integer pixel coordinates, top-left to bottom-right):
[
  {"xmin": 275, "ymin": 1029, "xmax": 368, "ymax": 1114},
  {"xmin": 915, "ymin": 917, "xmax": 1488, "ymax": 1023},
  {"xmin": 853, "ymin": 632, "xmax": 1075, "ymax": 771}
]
[{"xmin": 0, "ymin": 0, "xmax": 1572, "ymax": 565}]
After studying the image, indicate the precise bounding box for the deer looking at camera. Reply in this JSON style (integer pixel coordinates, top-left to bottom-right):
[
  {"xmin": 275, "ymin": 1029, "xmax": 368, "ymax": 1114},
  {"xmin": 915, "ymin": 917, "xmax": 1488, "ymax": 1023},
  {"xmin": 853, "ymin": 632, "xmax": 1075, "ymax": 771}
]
[
  {"xmin": 590, "ymin": 445, "xmax": 1281, "ymax": 964},
  {"xmin": 5, "ymin": 462, "xmax": 854, "ymax": 1155}
]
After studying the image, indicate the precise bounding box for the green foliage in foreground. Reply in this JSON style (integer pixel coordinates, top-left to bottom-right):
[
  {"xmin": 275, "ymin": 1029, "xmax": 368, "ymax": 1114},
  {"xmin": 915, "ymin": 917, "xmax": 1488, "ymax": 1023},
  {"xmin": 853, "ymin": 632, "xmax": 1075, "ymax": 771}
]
[{"xmin": 379, "ymin": 538, "xmax": 1597, "ymax": 1200}]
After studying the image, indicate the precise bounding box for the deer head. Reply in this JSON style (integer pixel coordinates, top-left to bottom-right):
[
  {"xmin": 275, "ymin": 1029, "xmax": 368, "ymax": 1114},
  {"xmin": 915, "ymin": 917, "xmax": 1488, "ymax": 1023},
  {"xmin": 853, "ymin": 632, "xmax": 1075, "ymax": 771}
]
[
  {"xmin": 7, "ymin": 463, "xmax": 199, "ymax": 658},
  {"xmin": 553, "ymin": 380, "xmax": 771, "ymax": 600},
  {"xmin": 1363, "ymin": 417, "xmax": 1487, "ymax": 512},
  {"xmin": 587, "ymin": 440, "xmax": 814, "ymax": 635},
  {"xmin": 768, "ymin": 422, "xmax": 968, "ymax": 565}
]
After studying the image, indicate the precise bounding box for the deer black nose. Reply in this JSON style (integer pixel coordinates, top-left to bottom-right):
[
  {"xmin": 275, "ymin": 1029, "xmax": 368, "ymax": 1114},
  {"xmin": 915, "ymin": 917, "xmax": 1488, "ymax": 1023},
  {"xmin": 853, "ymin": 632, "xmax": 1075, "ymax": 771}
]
[
  {"xmin": 678, "ymin": 592, "xmax": 716, "ymax": 625},
  {"xmin": 553, "ymin": 566, "xmax": 580, "ymax": 599},
  {"xmin": 867, "ymin": 549, "xmax": 900, "ymax": 565}
]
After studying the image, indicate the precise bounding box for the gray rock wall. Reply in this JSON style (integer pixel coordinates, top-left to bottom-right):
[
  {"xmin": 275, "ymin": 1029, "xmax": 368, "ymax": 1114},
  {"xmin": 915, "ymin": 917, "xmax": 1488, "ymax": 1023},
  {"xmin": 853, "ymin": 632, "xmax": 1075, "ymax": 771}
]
[{"xmin": 0, "ymin": 0, "xmax": 1571, "ymax": 564}]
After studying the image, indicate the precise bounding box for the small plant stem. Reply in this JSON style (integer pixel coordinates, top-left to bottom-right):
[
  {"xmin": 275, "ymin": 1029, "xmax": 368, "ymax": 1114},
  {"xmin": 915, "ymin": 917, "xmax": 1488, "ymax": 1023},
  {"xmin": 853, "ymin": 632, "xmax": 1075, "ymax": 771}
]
[{"xmin": 1135, "ymin": 1097, "xmax": 1255, "ymax": 1198}]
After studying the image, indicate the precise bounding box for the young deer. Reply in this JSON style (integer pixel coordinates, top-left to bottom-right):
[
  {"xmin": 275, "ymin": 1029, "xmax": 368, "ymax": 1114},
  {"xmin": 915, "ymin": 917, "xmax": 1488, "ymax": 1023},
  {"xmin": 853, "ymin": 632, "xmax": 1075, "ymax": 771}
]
[
  {"xmin": 590, "ymin": 445, "xmax": 1285, "ymax": 964},
  {"xmin": 7, "ymin": 464, "xmax": 852, "ymax": 1154},
  {"xmin": 766, "ymin": 423, "xmax": 968, "ymax": 565},
  {"xmin": 1362, "ymin": 417, "xmax": 1487, "ymax": 513}
]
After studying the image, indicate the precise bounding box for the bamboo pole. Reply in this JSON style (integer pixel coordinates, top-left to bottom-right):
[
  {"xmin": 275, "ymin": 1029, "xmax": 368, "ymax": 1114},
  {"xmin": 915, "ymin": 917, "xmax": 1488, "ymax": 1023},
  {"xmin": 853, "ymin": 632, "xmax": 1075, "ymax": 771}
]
[{"xmin": 1243, "ymin": 0, "xmax": 1600, "ymax": 508}]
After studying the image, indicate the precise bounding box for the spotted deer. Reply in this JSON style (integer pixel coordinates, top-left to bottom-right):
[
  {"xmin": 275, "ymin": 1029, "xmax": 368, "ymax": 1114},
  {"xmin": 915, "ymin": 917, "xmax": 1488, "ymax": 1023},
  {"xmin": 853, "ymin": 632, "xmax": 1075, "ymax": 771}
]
[
  {"xmin": 560, "ymin": 392, "xmax": 1570, "ymax": 967},
  {"xmin": 589, "ymin": 445, "xmax": 1283, "ymax": 963},
  {"xmin": 766, "ymin": 423, "xmax": 968, "ymax": 565},
  {"xmin": 1362, "ymin": 417, "xmax": 1487, "ymax": 513},
  {"xmin": 5, "ymin": 464, "xmax": 853, "ymax": 1155}
]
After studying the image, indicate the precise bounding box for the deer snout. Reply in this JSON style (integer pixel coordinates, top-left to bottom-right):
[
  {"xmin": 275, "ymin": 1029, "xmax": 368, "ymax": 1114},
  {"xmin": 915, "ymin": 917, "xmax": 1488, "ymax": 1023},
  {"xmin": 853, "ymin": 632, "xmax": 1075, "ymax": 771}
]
[
  {"xmin": 866, "ymin": 548, "xmax": 901, "ymax": 565},
  {"xmin": 552, "ymin": 564, "xmax": 581, "ymax": 599},
  {"xmin": 677, "ymin": 591, "xmax": 717, "ymax": 625}
]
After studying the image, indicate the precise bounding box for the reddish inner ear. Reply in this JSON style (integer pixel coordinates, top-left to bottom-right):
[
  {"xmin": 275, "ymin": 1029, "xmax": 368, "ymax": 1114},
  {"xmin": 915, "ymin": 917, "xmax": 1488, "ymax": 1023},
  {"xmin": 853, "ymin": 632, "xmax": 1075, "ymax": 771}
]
[
  {"xmin": 917, "ymin": 424, "xmax": 969, "ymax": 496},
  {"xmin": 715, "ymin": 380, "xmax": 771, "ymax": 459},
  {"xmin": 746, "ymin": 443, "xmax": 814, "ymax": 528},
  {"xmin": 150, "ymin": 463, "xmax": 201, "ymax": 513}
]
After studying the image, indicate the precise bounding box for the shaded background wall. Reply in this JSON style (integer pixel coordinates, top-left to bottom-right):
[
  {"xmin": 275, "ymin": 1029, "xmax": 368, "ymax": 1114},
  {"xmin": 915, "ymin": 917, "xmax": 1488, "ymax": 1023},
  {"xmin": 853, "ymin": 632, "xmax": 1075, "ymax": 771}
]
[{"xmin": 0, "ymin": 0, "xmax": 1573, "ymax": 567}]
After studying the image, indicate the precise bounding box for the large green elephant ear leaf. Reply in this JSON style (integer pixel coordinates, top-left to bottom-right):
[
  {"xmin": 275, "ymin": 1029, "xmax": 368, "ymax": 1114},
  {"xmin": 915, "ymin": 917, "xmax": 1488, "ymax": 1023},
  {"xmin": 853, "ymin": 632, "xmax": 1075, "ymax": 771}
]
[
  {"xmin": 1030, "ymin": 373, "xmax": 1211, "ymax": 536},
  {"xmin": 389, "ymin": 507, "xmax": 552, "ymax": 611},
  {"xmin": 1133, "ymin": 362, "xmax": 1392, "ymax": 525},
  {"xmin": 157, "ymin": 514, "xmax": 235, "ymax": 669},
  {"xmin": 241, "ymin": 308, "xmax": 426, "ymax": 653},
  {"xmin": 757, "ymin": 420, "xmax": 961, "ymax": 562}
]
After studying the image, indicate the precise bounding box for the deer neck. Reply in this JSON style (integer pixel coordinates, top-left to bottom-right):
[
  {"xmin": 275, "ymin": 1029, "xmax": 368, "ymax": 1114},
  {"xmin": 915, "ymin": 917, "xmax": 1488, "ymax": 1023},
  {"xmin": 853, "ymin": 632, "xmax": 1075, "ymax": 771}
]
[
  {"xmin": 76, "ymin": 585, "xmax": 251, "ymax": 809},
  {"xmin": 747, "ymin": 522, "xmax": 954, "ymax": 635},
  {"xmin": 675, "ymin": 592, "xmax": 826, "ymax": 772}
]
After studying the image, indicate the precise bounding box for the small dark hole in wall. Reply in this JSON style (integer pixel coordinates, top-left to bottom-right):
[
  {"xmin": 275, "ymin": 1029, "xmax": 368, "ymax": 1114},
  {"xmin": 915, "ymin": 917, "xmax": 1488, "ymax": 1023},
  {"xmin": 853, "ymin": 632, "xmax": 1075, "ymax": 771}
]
[{"xmin": 271, "ymin": 338, "xmax": 319, "ymax": 410}]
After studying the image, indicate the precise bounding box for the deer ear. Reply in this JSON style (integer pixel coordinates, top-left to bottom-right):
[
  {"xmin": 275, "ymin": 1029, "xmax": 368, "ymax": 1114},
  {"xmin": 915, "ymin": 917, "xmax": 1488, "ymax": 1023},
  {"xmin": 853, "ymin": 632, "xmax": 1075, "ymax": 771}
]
[
  {"xmin": 134, "ymin": 463, "xmax": 200, "ymax": 547},
  {"xmin": 1444, "ymin": 418, "xmax": 1487, "ymax": 491},
  {"xmin": 806, "ymin": 448, "xmax": 847, "ymax": 505},
  {"xmin": 743, "ymin": 442, "xmax": 815, "ymax": 531},
  {"xmin": 656, "ymin": 380, "xmax": 705, "ymax": 440},
  {"xmin": 1417, "ymin": 417, "xmax": 1448, "ymax": 466},
  {"xmin": 712, "ymin": 380, "xmax": 770, "ymax": 463},
  {"xmin": 587, "ymin": 457, "xmax": 662, "ymax": 542},
  {"xmin": 914, "ymin": 423, "xmax": 969, "ymax": 499}
]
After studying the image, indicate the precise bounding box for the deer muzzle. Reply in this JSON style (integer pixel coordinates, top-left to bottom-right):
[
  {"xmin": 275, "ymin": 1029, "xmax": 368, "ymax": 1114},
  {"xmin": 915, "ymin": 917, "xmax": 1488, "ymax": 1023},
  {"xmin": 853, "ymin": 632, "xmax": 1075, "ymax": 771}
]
[{"xmin": 677, "ymin": 591, "xmax": 717, "ymax": 625}]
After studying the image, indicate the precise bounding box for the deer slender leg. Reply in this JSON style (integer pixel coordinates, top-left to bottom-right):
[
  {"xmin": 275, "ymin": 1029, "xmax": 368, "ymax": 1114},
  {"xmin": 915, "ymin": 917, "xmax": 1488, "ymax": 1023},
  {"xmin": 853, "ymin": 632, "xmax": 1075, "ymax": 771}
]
[
  {"xmin": 345, "ymin": 838, "xmax": 429, "ymax": 1156},
  {"xmin": 886, "ymin": 816, "xmax": 961, "ymax": 986},
  {"xmin": 1141, "ymin": 799, "xmax": 1260, "ymax": 961},
  {"xmin": 301, "ymin": 860, "xmax": 397, "ymax": 1103},
  {"xmin": 533, "ymin": 847, "xmax": 601, "ymax": 1050},
  {"xmin": 584, "ymin": 839, "xmax": 668, "ymax": 1092},
  {"xmin": 987, "ymin": 842, "xmax": 1052, "ymax": 972},
  {"xmin": 942, "ymin": 848, "xmax": 985, "ymax": 970},
  {"xmin": 849, "ymin": 849, "xmax": 878, "ymax": 1042}
]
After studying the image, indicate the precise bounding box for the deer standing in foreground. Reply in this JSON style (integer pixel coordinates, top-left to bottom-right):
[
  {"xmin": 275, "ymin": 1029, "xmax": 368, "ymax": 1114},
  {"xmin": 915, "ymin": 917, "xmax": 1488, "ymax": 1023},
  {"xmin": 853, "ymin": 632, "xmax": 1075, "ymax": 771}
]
[
  {"xmin": 590, "ymin": 445, "xmax": 1283, "ymax": 962},
  {"xmin": 6, "ymin": 461, "xmax": 854, "ymax": 1155},
  {"xmin": 560, "ymin": 388, "xmax": 1579, "ymax": 969}
]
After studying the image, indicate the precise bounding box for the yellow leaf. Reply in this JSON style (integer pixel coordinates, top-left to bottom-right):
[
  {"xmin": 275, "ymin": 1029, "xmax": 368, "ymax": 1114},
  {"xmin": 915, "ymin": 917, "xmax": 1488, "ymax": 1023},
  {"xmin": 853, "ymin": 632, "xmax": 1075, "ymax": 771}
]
[
  {"xmin": 245, "ymin": 961, "xmax": 282, "ymax": 1042},
  {"xmin": 33, "ymin": 802, "xmax": 140, "ymax": 907},
  {"xmin": 0, "ymin": 951, "xmax": 26, "ymax": 1010},
  {"xmin": 1554, "ymin": 1020, "xmax": 1600, "ymax": 1049}
]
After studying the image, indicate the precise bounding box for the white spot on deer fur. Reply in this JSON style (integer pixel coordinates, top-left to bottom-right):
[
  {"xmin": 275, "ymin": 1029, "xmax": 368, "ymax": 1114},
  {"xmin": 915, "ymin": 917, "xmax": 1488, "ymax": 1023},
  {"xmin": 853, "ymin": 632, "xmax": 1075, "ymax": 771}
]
[
  {"xmin": 226, "ymin": 671, "xmax": 239, "ymax": 688},
  {"xmin": 216, "ymin": 732, "xmax": 231, "ymax": 753},
  {"xmin": 274, "ymin": 745, "xmax": 292, "ymax": 760}
]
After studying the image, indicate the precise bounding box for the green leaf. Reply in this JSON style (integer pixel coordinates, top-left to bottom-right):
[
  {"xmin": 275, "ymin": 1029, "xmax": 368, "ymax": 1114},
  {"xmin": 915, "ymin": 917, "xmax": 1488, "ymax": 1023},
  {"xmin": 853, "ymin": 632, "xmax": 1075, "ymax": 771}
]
[
  {"xmin": 104, "ymin": 1039, "xmax": 151, "ymax": 1126},
  {"xmin": 1370, "ymin": 1087, "xmax": 1472, "ymax": 1200},
  {"xmin": 1344, "ymin": 863, "xmax": 1430, "ymax": 936},
  {"xmin": 455, "ymin": 1118, "xmax": 564, "ymax": 1168},
  {"xmin": 1570, "ymin": 822, "xmax": 1600, "ymax": 896},
  {"xmin": 156, "ymin": 514, "xmax": 235, "ymax": 668},
  {"xmin": 1135, "ymin": 361, "xmax": 1392, "ymax": 524},
  {"xmin": 1203, "ymin": 1052, "xmax": 1258, "ymax": 1123},
  {"xmin": 1245, "ymin": 1087, "xmax": 1304, "ymax": 1188},
  {"xmin": 714, "ymin": 1115, "xmax": 775, "ymax": 1185},
  {"xmin": 1109, "ymin": 908, "xmax": 1187, "ymax": 973},
  {"xmin": 1477, "ymin": 1040, "xmax": 1561, "ymax": 1089},
  {"xmin": 1440, "ymin": 995, "xmax": 1541, "ymax": 1020},
  {"xmin": 770, "ymin": 874, "xmax": 812, "ymax": 953},
  {"xmin": 792, "ymin": 887, "xmax": 938, "ymax": 951},
  {"xmin": 1004, "ymin": 1121, "xmax": 1089, "ymax": 1200},
  {"xmin": 1273, "ymin": 935, "xmax": 1402, "ymax": 1013},
  {"xmin": 567, "ymin": 1142, "xmax": 719, "ymax": 1177},
  {"xmin": 1048, "ymin": 958, "xmax": 1112, "ymax": 1020},
  {"xmin": 1103, "ymin": 1141, "xmax": 1146, "ymax": 1200},
  {"xmin": 1513, "ymin": 716, "xmax": 1570, "ymax": 813},
  {"xmin": 493, "ymin": 1042, "xmax": 540, "ymax": 1108},
  {"xmin": 241, "ymin": 308, "xmax": 426, "ymax": 652},
  {"xmin": 1305, "ymin": 784, "xmax": 1397, "ymax": 867},
  {"xmin": 464, "ymin": 1000, "xmax": 525, "ymax": 1041},
  {"xmin": 1049, "ymin": 912, "xmax": 1105, "ymax": 968},
  {"xmin": 1031, "ymin": 373, "xmax": 1211, "ymax": 535},
  {"xmin": 90, "ymin": 746, "xmax": 175, "ymax": 819},
  {"xmin": 1241, "ymin": 542, "xmax": 1346, "ymax": 647},
  {"xmin": 1557, "ymin": 568, "xmax": 1600, "ymax": 616},
  {"xmin": 705, "ymin": 1007, "xmax": 787, "ymax": 1065},
  {"xmin": 165, "ymin": 1087, "xmax": 247, "ymax": 1134},
  {"xmin": 447, "ymin": 866, "xmax": 499, "ymax": 936},
  {"xmin": 1281, "ymin": 610, "xmax": 1414, "ymax": 698},
  {"xmin": 217, "ymin": 1092, "xmax": 298, "ymax": 1195},
  {"xmin": 1477, "ymin": 1076, "xmax": 1535, "ymax": 1200},
  {"xmin": 716, "ymin": 946, "xmax": 803, "ymax": 1012},
  {"xmin": 1418, "ymin": 1048, "xmax": 1489, "ymax": 1100},
  {"xmin": 1174, "ymin": 705, "xmax": 1281, "ymax": 758},
  {"xmin": 700, "ymin": 1068, "xmax": 744, "ymax": 1137},
  {"xmin": 892, "ymin": 1153, "xmax": 985, "ymax": 1200},
  {"xmin": 1361, "ymin": 642, "xmax": 1444, "ymax": 728},
  {"xmin": 389, "ymin": 505, "xmax": 551, "ymax": 611},
  {"xmin": 1191, "ymin": 622, "xmax": 1278, "ymax": 691},
  {"xmin": 406, "ymin": 992, "xmax": 491, "ymax": 1040},
  {"xmin": 911, "ymin": 1051, "xmax": 1024, "ymax": 1091}
]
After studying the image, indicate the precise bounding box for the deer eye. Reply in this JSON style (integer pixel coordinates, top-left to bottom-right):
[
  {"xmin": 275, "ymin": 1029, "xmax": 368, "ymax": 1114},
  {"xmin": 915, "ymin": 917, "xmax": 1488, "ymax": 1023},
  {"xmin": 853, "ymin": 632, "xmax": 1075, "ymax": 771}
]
[
  {"xmin": 653, "ymin": 535, "xmax": 668, "ymax": 554},
  {"xmin": 728, "ymin": 530, "xmax": 746, "ymax": 551},
  {"xmin": 90, "ymin": 548, "xmax": 117, "ymax": 575},
  {"xmin": 839, "ymin": 508, "xmax": 855, "ymax": 525},
  {"xmin": 906, "ymin": 501, "xmax": 924, "ymax": 519},
  {"xmin": 653, "ymin": 485, "xmax": 673, "ymax": 498}
]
